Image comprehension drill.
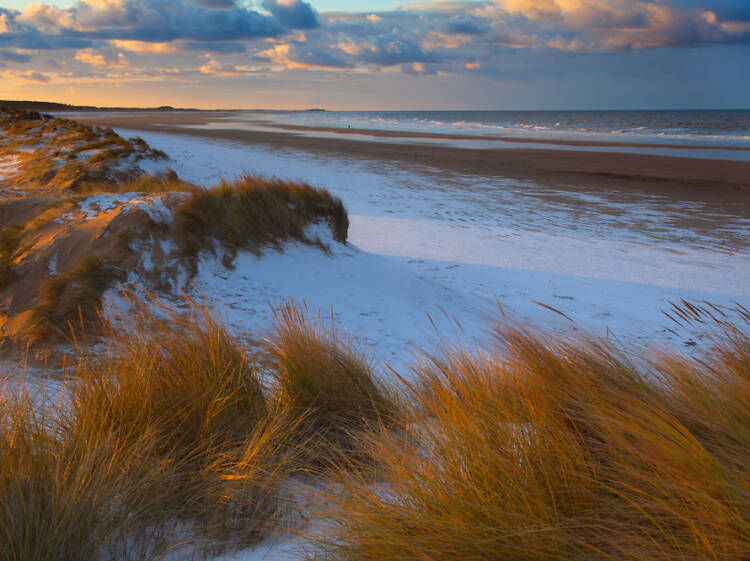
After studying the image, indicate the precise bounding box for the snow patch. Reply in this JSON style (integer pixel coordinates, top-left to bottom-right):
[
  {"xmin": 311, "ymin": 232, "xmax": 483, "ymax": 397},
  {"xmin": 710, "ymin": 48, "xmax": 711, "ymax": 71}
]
[{"xmin": 75, "ymin": 192, "xmax": 177, "ymax": 223}]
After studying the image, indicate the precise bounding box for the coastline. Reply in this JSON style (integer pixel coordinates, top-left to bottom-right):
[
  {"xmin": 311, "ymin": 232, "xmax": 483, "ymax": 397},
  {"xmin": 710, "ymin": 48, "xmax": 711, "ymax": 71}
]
[{"xmin": 68, "ymin": 111, "xmax": 750, "ymax": 215}]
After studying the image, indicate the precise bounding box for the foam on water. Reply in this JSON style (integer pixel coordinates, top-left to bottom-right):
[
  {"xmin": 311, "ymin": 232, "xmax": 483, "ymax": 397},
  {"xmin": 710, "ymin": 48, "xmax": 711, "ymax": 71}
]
[{"xmin": 256, "ymin": 109, "xmax": 750, "ymax": 148}]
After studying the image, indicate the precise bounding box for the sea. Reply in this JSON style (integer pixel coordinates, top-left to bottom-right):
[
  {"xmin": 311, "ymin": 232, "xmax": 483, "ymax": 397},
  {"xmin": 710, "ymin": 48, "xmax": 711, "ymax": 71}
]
[{"xmin": 261, "ymin": 109, "xmax": 750, "ymax": 149}]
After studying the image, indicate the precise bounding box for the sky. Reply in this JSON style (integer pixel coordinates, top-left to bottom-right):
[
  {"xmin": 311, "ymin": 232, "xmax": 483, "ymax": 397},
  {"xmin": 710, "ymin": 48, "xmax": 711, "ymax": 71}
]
[{"xmin": 0, "ymin": 0, "xmax": 749, "ymax": 109}]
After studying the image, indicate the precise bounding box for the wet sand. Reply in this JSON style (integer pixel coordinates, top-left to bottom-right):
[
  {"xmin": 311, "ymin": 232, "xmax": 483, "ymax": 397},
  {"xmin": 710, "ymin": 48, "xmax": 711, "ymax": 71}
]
[{"xmin": 68, "ymin": 111, "xmax": 750, "ymax": 215}]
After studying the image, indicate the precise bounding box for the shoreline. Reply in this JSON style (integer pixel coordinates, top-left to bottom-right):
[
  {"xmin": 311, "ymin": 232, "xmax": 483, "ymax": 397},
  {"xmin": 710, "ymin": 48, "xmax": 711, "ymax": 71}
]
[{"xmin": 68, "ymin": 111, "xmax": 750, "ymax": 215}]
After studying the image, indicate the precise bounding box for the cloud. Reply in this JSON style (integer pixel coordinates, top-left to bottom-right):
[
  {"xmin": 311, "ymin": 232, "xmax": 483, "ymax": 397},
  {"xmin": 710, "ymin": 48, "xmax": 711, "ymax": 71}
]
[
  {"xmin": 1, "ymin": 0, "xmax": 750, "ymax": 92},
  {"xmin": 490, "ymin": 0, "xmax": 750, "ymax": 50},
  {"xmin": 75, "ymin": 48, "xmax": 129, "ymax": 68},
  {"xmin": 261, "ymin": 0, "xmax": 318, "ymax": 30},
  {"xmin": 183, "ymin": 40, "xmax": 247, "ymax": 53},
  {"xmin": 348, "ymin": 34, "xmax": 439, "ymax": 66},
  {"xmin": 546, "ymin": 34, "xmax": 588, "ymax": 50},
  {"xmin": 3, "ymin": 69, "xmax": 51, "ymax": 82},
  {"xmin": 255, "ymin": 43, "xmax": 349, "ymax": 69},
  {"xmin": 193, "ymin": 0, "xmax": 236, "ymax": 8},
  {"xmin": 443, "ymin": 17, "xmax": 488, "ymax": 35},
  {"xmin": 19, "ymin": 3, "xmax": 74, "ymax": 30},
  {"xmin": 0, "ymin": 49, "xmax": 32, "ymax": 62},
  {"xmin": 0, "ymin": 11, "xmax": 16, "ymax": 34},
  {"xmin": 110, "ymin": 40, "xmax": 179, "ymax": 53},
  {"xmin": 1, "ymin": 0, "xmax": 320, "ymax": 50},
  {"xmin": 199, "ymin": 58, "xmax": 239, "ymax": 75},
  {"xmin": 401, "ymin": 61, "xmax": 438, "ymax": 75}
]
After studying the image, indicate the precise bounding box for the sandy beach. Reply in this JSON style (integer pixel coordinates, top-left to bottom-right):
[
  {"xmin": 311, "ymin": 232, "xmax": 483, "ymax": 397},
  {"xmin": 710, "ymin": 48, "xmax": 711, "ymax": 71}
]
[{"xmin": 68, "ymin": 111, "xmax": 750, "ymax": 217}]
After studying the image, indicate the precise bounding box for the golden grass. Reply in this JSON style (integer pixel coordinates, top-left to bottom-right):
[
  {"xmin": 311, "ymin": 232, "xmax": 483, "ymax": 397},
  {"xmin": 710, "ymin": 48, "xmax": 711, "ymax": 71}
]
[
  {"xmin": 78, "ymin": 168, "xmax": 195, "ymax": 195},
  {"xmin": 0, "ymin": 393, "xmax": 177, "ymax": 561},
  {"xmin": 29, "ymin": 256, "xmax": 126, "ymax": 339},
  {"xmin": 0, "ymin": 224, "xmax": 22, "ymax": 289},
  {"xmin": 176, "ymin": 174, "xmax": 348, "ymax": 274},
  {"xmin": 65, "ymin": 300, "xmax": 299, "ymax": 552},
  {"xmin": 313, "ymin": 307, "xmax": 750, "ymax": 561},
  {"xmin": 267, "ymin": 301, "xmax": 400, "ymax": 466},
  {"xmin": 3, "ymin": 292, "xmax": 750, "ymax": 559}
]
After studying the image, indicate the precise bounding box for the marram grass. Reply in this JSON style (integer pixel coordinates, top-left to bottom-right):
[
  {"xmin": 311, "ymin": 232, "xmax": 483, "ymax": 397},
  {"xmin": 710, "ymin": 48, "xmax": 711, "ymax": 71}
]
[
  {"xmin": 1, "ymin": 300, "xmax": 749, "ymax": 560},
  {"xmin": 313, "ymin": 305, "xmax": 750, "ymax": 561}
]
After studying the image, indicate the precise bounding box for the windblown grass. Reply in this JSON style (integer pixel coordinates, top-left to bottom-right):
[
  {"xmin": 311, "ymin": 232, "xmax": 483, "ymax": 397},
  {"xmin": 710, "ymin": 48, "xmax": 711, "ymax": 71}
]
[
  {"xmin": 78, "ymin": 168, "xmax": 195, "ymax": 195},
  {"xmin": 0, "ymin": 224, "xmax": 22, "ymax": 289},
  {"xmin": 29, "ymin": 256, "xmax": 125, "ymax": 339},
  {"xmin": 267, "ymin": 301, "xmax": 400, "ymax": 466},
  {"xmin": 3, "ymin": 297, "xmax": 749, "ymax": 559},
  {"xmin": 0, "ymin": 393, "xmax": 176, "ymax": 561},
  {"xmin": 314, "ymin": 306, "xmax": 750, "ymax": 561},
  {"xmin": 176, "ymin": 174, "xmax": 348, "ymax": 274},
  {"xmin": 66, "ymin": 300, "xmax": 298, "ymax": 551}
]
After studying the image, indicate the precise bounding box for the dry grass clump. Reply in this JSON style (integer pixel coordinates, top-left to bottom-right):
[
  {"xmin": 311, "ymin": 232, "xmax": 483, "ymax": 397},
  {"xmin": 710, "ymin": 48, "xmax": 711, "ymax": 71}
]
[
  {"xmin": 267, "ymin": 301, "xmax": 400, "ymax": 466},
  {"xmin": 0, "ymin": 224, "xmax": 22, "ymax": 289},
  {"xmin": 314, "ymin": 309, "xmax": 750, "ymax": 561},
  {"xmin": 73, "ymin": 302, "xmax": 267, "ymax": 461},
  {"xmin": 0, "ymin": 299, "xmax": 320, "ymax": 559},
  {"xmin": 79, "ymin": 168, "xmax": 195, "ymax": 195},
  {"xmin": 29, "ymin": 256, "xmax": 125, "ymax": 339},
  {"xmin": 176, "ymin": 174, "xmax": 348, "ymax": 274},
  {"xmin": 0, "ymin": 394, "xmax": 175, "ymax": 561},
  {"xmin": 66, "ymin": 301, "xmax": 298, "ymax": 551}
]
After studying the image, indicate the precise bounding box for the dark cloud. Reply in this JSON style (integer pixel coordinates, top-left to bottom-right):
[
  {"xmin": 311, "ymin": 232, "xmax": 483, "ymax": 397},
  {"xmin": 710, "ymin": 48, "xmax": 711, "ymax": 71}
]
[
  {"xmin": 3, "ymin": 69, "xmax": 51, "ymax": 82},
  {"xmin": 253, "ymin": 43, "xmax": 350, "ymax": 68},
  {"xmin": 192, "ymin": 0, "xmax": 236, "ymax": 8},
  {"xmin": 261, "ymin": 0, "xmax": 318, "ymax": 30},
  {"xmin": 443, "ymin": 17, "xmax": 489, "ymax": 35},
  {"xmin": 4, "ymin": 0, "xmax": 319, "ymax": 49},
  {"xmin": 0, "ymin": 32, "xmax": 93, "ymax": 50},
  {"xmin": 184, "ymin": 41, "xmax": 247, "ymax": 53},
  {"xmin": 0, "ymin": 50, "xmax": 32, "ymax": 63},
  {"xmin": 671, "ymin": 0, "xmax": 750, "ymax": 21},
  {"xmin": 359, "ymin": 34, "xmax": 439, "ymax": 65}
]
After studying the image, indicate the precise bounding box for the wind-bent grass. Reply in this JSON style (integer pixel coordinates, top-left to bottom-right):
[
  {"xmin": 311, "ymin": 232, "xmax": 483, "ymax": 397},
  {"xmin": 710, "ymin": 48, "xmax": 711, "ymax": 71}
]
[
  {"xmin": 3, "ymin": 298, "xmax": 749, "ymax": 559},
  {"xmin": 0, "ymin": 394, "xmax": 176, "ymax": 561},
  {"xmin": 66, "ymin": 300, "xmax": 296, "ymax": 551},
  {"xmin": 29, "ymin": 256, "xmax": 125, "ymax": 339},
  {"xmin": 267, "ymin": 301, "xmax": 400, "ymax": 466},
  {"xmin": 78, "ymin": 168, "xmax": 195, "ymax": 195},
  {"xmin": 0, "ymin": 224, "xmax": 22, "ymax": 289},
  {"xmin": 176, "ymin": 174, "xmax": 349, "ymax": 275},
  {"xmin": 314, "ymin": 310, "xmax": 750, "ymax": 561}
]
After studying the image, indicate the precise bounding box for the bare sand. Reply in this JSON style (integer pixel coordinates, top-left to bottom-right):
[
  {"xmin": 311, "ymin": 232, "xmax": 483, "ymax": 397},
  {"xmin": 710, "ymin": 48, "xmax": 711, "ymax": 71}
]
[{"xmin": 68, "ymin": 111, "xmax": 750, "ymax": 215}]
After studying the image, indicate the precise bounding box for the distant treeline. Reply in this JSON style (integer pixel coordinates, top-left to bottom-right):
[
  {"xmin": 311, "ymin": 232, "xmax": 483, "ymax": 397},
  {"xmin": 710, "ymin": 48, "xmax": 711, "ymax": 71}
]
[{"xmin": 0, "ymin": 100, "xmax": 194, "ymax": 112}]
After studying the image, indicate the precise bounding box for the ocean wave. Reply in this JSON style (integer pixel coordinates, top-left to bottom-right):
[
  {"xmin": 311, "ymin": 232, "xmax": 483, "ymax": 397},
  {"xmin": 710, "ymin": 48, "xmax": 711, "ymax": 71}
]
[{"xmin": 269, "ymin": 110, "xmax": 750, "ymax": 146}]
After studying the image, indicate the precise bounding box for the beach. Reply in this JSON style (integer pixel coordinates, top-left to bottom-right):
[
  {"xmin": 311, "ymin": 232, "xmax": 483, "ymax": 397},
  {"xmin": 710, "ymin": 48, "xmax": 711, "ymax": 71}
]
[
  {"xmin": 52, "ymin": 110, "xmax": 750, "ymax": 360},
  {"xmin": 69, "ymin": 111, "xmax": 750, "ymax": 226}
]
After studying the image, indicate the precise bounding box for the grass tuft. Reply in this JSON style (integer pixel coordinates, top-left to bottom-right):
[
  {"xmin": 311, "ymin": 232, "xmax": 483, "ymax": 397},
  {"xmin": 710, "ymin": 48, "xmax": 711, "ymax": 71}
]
[
  {"xmin": 29, "ymin": 256, "xmax": 125, "ymax": 339},
  {"xmin": 0, "ymin": 224, "xmax": 23, "ymax": 289},
  {"xmin": 268, "ymin": 300, "xmax": 399, "ymax": 466},
  {"xmin": 67, "ymin": 299, "xmax": 295, "ymax": 551},
  {"xmin": 0, "ymin": 394, "xmax": 176, "ymax": 561},
  {"xmin": 175, "ymin": 174, "xmax": 348, "ymax": 275},
  {"xmin": 313, "ymin": 319, "xmax": 750, "ymax": 561}
]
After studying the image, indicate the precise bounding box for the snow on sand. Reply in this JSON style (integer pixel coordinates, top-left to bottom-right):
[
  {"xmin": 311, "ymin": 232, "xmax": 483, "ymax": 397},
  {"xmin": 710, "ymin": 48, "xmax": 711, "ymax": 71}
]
[{"xmin": 127, "ymin": 129, "xmax": 749, "ymax": 360}]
